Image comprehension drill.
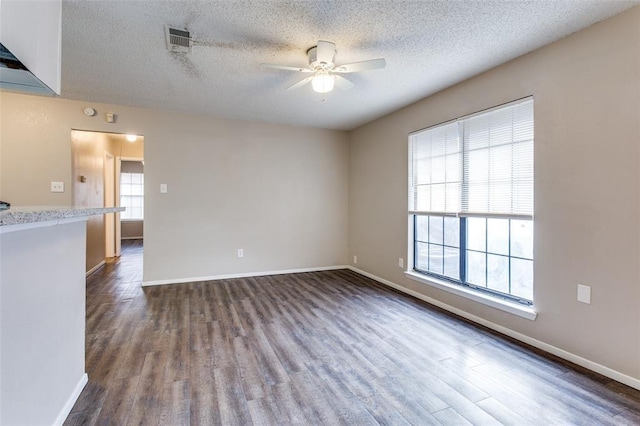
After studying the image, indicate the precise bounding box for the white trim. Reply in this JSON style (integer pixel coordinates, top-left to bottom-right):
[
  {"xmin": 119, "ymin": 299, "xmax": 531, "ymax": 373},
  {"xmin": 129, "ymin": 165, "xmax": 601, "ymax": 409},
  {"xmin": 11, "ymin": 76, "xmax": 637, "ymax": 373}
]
[
  {"xmin": 405, "ymin": 271, "xmax": 537, "ymax": 320},
  {"xmin": 121, "ymin": 236, "xmax": 143, "ymax": 240},
  {"xmin": 115, "ymin": 156, "xmax": 122, "ymax": 257},
  {"xmin": 408, "ymin": 96, "xmax": 534, "ymax": 136},
  {"xmin": 53, "ymin": 373, "xmax": 88, "ymax": 426},
  {"xmin": 120, "ymin": 156, "xmax": 144, "ymax": 162},
  {"xmin": 86, "ymin": 260, "xmax": 106, "ymax": 276},
  {"xmin": 142, "ymin": 265, "xmax": 350, "ymax": 287},
  {"xmin": 104, "ymin": 151, "xmax": 116, "ymax": 258},
  {"xmin": 408, "ymin": 211, "xmax": 533, "ymax": 220},
  {"xmin": 347, "ymin": 266, "xmax": 640, "ymax": 391},
  {"xmin": 0, "ymin": 217, "xmax": 87, "ymax": 234}
]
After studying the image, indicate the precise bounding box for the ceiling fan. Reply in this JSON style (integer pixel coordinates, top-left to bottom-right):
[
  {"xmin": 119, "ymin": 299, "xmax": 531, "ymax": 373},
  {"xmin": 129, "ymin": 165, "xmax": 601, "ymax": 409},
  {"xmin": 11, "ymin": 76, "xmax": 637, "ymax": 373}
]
[{"xmin": 261, "ymin": 40, "xmax": 386, "ymax": 93}]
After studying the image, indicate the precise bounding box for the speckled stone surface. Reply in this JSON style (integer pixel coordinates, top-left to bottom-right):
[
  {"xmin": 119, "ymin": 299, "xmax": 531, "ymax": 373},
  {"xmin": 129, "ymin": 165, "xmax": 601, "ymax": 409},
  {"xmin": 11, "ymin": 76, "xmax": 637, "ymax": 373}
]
[{"xmin": 0, "ymin": 206, "xmax": 125, "ymax": 226}]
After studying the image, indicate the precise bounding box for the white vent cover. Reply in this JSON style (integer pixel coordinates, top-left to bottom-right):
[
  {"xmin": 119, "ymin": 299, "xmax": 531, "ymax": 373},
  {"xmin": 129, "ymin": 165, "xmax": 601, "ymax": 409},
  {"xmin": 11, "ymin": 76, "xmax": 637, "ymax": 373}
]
[{"xmin": 165, "ymin": 25, "xmax": 192, "ymax": 54}]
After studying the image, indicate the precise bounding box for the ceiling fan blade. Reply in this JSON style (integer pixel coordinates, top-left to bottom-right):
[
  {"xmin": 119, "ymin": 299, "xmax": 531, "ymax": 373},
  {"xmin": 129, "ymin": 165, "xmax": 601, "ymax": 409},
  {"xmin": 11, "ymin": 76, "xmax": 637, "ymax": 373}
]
[
  {"xmin": 333, "ymin": 58, "xmax": 386, "ymax": 73},
  {"xmin": 333, "ymin": 75, "xmax": 354, "ymax": 91},
  {"xmin": 316, "ymin": 40, "xmax": 336, "ymax": 64},
  {"xmin": 286, "ymin": 76, "xmax": 314, "ymax": 91},
  {"xmin": 261, "ymin": 63, "xmax": 312, "ymax": 72}
]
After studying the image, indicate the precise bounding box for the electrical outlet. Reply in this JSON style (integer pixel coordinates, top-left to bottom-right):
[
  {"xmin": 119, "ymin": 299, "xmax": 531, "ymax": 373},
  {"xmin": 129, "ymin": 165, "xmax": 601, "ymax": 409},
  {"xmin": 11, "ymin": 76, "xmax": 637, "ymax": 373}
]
[
  {"xmin": 237, "ymin": 249, "xmax": 244, "ymax": 258},
  {"xmin": 51, "ymin": 181, "xmax": 64, "ymax": 193},
  {"xmin": 398, "ymin": 257, "xmax": 404, "ymax": 268},
  {"xmin": 577, "ymin": 284, "xmax": 591, "ymax": 304},
  {"xmin": 353, "ymin": 255, "xmax": 357, "ymax": 264}
]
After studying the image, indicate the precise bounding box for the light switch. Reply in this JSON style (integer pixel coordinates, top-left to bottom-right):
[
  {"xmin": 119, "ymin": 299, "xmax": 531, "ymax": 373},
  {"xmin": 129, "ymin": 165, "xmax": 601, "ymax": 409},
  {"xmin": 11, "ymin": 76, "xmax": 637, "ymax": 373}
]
[
  {"xmin": 577, "ymin": 284, "xmax": 591, "ymax": 304},
  {"xmin": 160, "ymin": 184, "xmax": 168, "ymax": 193}
]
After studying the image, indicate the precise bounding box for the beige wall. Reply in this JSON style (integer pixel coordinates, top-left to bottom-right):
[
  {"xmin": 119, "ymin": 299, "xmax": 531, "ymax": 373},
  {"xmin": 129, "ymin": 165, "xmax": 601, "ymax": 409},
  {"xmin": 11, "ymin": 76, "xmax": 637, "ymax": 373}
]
[
  {"xmin": 121, "ymin": 221, "xmax": 143, "ymax": 239},
  {"xmin": 349, "ymin": 8, "xmax": 640, "ymax": 382},
  {"xmin": 109, "ymin": 133, "xmax": 144, "ymax": 158},
  {"xmin": 144, "ymin": 116, "xmax": 348, "ymax": 282},
  {"xmin": 0, "ymin": 93, "xmax": 349, "ymax": 283},
  {"xmin": 71, "ymin": 130, "xmax": 114, "ymax": 272},
  {"xmin": 121, "ymin": 160, "xmax": 143, "ymax": 173}
]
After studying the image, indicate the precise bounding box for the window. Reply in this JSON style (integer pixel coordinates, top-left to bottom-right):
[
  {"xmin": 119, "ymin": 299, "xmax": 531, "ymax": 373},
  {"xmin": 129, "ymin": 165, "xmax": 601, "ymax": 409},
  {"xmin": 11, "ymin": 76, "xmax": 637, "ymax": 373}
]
[
  {"xmin": 120, "ymin": 172, "xmax": 144, "ymax": 220},
  {"xmin": 409, "ymin": 98, "xmax": 533, "ymax": 305}
]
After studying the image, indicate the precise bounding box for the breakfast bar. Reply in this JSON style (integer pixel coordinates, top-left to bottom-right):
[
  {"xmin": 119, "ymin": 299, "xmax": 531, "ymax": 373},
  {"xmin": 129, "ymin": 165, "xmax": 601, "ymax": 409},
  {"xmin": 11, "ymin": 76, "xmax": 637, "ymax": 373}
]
[{"xmin": 0, "ymin": 207, "xmax": 123, "ymax": 425}]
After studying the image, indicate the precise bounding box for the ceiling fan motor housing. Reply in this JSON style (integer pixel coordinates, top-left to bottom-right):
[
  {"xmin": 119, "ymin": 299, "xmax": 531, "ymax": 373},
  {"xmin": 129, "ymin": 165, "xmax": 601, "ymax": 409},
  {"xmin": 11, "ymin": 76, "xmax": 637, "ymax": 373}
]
[{"xmin": 307, "ymin": 45, "xmax": 335, "ymax": 70}]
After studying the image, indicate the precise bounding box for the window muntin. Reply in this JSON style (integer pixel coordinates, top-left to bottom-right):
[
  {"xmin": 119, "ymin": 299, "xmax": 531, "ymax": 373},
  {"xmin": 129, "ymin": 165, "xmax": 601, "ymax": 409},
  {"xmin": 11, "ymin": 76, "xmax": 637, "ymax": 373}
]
[
  {"xmin": 465, "ymin": 217, "xmax": 533, "ymax": 301},
  {"xmin": 120, "ymin": 172, "xmax": 144, "ymax": 220},
  {"xmin": 409, "ymin": 98, "xmax": 533, "ymax": 304},
  {"xmin": 415, "ymin": 215, "xmax": 460, "ymax": 281}
]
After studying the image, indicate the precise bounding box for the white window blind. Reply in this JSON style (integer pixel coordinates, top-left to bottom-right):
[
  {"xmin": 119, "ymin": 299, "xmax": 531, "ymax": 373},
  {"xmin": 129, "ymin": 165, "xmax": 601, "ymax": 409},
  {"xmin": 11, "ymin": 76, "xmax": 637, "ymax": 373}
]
[
  {"xmin": 462, "ymin": 99, "xmax": 533, "ymax": 216},
  {"xmin": 409, "ymin": 122, "xmax": 460, "ymax": 214},
  {"xmin": 409, "ymin": 98, "xmax": 533, "ymax": 217}
]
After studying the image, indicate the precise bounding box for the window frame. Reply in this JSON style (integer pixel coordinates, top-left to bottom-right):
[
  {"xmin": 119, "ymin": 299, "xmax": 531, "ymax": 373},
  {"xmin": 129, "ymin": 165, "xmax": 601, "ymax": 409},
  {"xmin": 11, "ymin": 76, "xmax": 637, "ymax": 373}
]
[
  {"xmin": 412, "ymin": 214, "xmax": 533, "ymax": 306},
  {"xmin": 120, "ymin": 171, "xmax": 144, "ymax": 221},
  {"xmin": 407, "ymin": 98, "xmax": 536, "ymax": 319}
]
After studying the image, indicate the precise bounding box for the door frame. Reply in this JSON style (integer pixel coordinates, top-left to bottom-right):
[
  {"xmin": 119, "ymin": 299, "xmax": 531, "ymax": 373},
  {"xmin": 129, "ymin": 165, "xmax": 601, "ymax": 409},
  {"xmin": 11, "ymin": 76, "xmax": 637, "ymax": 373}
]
[
  {"xmin": 119, "ymin": 156, "xmax": 144, "ymax": 248},
  {"xmin": 104, "ymin": 151, "xmax": 116, "ymax": 257}
]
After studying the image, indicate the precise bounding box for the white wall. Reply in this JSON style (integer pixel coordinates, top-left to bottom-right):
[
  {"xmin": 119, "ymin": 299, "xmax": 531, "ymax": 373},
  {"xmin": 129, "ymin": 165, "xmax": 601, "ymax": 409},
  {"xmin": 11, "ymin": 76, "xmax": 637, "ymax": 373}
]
[
  {"xmin": 348, "ymin": 7, "xmax": 640, "ymax": 384},
  {"xmin": 0, "ymin": 93, "xmax": 349, "ymax": 283},
  {"xmin": 1, "ymin": 220, "xmax": 87, "ymax": 425}
]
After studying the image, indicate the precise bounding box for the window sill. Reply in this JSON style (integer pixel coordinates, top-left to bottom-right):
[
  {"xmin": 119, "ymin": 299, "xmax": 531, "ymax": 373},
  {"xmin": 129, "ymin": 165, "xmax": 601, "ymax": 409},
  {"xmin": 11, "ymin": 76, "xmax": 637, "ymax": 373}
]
[{"xmin": 405, "ymin": 271, "xmax": 537, "ymax": 321}]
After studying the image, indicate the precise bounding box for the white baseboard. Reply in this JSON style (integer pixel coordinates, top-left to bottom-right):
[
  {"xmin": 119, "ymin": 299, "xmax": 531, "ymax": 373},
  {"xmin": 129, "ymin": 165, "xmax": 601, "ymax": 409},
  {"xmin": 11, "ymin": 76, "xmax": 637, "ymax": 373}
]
[
  {"xmin": 53, "ymin": 373, "xmax": 88, "ymax": 426},
  {"xmin": 142, "ymin": 265, "xmax": 350, "ymax": 287},
  {"xmin": 348, "ymin": 266, "xmax": 640, "ymax": 391},
  {"xmin": 86, "ymin": 260, "xmax": 105, "ymax": 277}
]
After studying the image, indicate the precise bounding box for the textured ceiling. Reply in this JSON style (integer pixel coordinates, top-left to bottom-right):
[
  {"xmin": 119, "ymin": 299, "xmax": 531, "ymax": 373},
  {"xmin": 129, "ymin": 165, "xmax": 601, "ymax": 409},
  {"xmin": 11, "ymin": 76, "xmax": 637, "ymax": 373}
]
[{"xmin": 61, "ymin": 0, "xmax": 638, "ymax": 130}]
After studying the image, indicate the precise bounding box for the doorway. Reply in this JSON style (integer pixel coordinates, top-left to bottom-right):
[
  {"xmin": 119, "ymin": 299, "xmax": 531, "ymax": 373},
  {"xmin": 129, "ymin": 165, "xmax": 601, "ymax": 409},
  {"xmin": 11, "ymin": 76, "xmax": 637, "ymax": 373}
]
[{"xmin": 71, "ymin": 130, "xmax": 145, "ymax": 275}]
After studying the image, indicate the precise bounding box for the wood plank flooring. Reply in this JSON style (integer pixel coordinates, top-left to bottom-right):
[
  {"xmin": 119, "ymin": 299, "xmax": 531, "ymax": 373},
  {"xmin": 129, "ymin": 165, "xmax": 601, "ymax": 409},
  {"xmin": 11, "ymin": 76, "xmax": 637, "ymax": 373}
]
[{"xmin": 65, "ymin": 240, "xmax": 640, "ymax": 425}]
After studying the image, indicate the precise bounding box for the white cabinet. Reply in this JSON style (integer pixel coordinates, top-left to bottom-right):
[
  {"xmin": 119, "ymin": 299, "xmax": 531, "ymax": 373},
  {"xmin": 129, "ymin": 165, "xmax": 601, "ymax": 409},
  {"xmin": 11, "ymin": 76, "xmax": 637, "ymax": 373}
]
[{"xmin": 0, "ymin": 0, "xmax": 62, "ymax": 94}]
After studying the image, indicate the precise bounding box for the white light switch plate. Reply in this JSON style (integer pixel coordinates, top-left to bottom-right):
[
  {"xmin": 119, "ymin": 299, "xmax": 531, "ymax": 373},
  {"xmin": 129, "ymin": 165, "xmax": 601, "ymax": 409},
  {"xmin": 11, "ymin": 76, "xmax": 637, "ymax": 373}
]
[
  {"xmin": 160, "ymin": 184, "xmax": 168, "ymax": 193},
  {"xmin": 577, "ymin": 284, "xmax": 591, "ymax": 304}
]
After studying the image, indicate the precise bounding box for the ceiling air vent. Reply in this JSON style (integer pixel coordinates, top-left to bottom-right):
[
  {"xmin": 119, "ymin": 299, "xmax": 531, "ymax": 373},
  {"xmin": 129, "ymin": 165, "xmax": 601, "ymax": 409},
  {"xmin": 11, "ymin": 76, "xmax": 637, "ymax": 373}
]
[{"xmin": 165, "ymin": 25, "xmax": 192, "ymax": 54}]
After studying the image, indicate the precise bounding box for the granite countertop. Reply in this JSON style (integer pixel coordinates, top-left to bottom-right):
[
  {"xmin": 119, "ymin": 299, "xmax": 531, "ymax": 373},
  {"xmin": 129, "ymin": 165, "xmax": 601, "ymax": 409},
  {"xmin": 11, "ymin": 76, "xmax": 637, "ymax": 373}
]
[{"xmin": 0, "ymin": 206, "xmax": 125, "ymax": 226}]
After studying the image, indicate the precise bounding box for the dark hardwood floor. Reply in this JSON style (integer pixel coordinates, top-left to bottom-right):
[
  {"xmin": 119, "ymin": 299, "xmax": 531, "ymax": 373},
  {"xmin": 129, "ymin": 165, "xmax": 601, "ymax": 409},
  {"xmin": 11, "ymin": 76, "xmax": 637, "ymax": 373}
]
[{"xmin": 65, "ymin": 240, "xmax": 640, "ymax": 425}]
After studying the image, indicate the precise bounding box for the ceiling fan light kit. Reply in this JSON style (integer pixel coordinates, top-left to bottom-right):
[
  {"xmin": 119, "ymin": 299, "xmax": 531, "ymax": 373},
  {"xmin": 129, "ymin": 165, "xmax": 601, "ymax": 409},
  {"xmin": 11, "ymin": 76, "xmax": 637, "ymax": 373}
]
[
  {"xmin": 261, "ymin": 40, "xmax": 386, "ymax": 94},
  {"xmin": 311, "ymin": 72, "xmax": 334, "ymax": 93}
]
